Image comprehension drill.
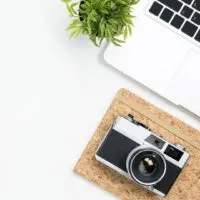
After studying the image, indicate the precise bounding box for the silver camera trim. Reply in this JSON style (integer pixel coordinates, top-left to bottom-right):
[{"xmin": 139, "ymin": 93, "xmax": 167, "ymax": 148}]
[{"xmin": 126, "ymin": 146, "xmax": 167, "ymax": 186}]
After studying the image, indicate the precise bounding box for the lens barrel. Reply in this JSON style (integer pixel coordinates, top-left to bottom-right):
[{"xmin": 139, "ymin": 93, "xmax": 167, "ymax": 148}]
[{"xmin": 126, "ymin": 147, "xmax": 166, "ymax": 186}]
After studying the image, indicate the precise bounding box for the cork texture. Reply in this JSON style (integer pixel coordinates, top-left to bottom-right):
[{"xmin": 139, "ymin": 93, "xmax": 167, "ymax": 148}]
[{"xmin": 74, "ymin": 88, "xmax": 200, "ymax": 200}]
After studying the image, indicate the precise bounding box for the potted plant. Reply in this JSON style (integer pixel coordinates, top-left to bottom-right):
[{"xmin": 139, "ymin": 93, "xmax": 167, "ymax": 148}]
[{"xmin": 62, "ymin": 0, "xmax": 139, "ymax": 46}]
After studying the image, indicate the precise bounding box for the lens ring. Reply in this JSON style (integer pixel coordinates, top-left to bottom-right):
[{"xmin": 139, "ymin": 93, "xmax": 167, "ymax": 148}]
[{"xmin": 126, "ymin": 146, "xmax": 166, "ymax": 186}]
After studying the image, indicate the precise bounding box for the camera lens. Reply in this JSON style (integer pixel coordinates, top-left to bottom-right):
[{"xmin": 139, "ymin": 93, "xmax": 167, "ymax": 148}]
[
  {"xmin": 126, "ymin": 147, "xmax": 166, "ymax": 186},
  {"xmin": 138, "ymin": 156, "xmax": 157, "ymax": 175}
]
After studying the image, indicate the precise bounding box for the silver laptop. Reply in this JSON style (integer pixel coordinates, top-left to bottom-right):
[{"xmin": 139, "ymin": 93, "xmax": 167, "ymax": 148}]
[{"xmin": 104, "ymin": 0, "xmax": 200, "ymax": 116}]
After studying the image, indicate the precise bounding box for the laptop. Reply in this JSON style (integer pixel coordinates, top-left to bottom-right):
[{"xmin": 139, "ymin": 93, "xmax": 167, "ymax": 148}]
[{"xmin": 104, "ymin": 0, "xmax": 200, "ymax": 116}]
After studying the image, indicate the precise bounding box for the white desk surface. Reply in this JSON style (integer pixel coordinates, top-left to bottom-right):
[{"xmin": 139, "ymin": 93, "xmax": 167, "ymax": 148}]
[{"xmin": 0, "ymin": 1, "xmax": 199, "ymax": 200}]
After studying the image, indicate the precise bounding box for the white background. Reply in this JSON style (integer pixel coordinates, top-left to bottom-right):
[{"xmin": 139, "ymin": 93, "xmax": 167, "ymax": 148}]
[{"xmin": 0, "ymin": 1, "xmax": 199, "ymax": 200}]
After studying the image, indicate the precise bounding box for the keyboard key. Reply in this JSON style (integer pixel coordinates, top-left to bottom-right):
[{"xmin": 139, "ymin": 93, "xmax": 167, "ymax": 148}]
[
  {"xmin": 158, "ymin": 0, "xmax": 183, "ymax": 12},
  {"xmin": 194, "ymin": 30, "xmax": 200, "ymax": 42},
  {"xmin": 192, "ymin": 0, "xmax": 200, "ymax": 12},
  {"xmin": 191, "ymin": 12, "xmax": 200, "ymax": 25},
  {"xmin": 181, "ymin": 5, "xmax": 193, "ymax": 18},
  {"xmin": 171, "ymin": 15, "xmax": 185, "ymax": 28},
  {"xmin": 181, "ymin": 21, "xmax": 198, "ymax": 37},
  {"xmin": 149, "ymin": 1, "xmax": 163, "ymax": 16},
  {"xmin": 160, "ymin": 8, "xmax": 174, "ymax": 22},
  {"xmin": 181, "ymin": 0, "xmax": 193, "ymax": 5}
]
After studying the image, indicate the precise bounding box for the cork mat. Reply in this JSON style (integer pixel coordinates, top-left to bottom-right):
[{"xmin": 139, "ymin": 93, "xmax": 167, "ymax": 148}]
[{"xmin": 74, "ymin": 89, "xmax": 200, "ymax": 200}]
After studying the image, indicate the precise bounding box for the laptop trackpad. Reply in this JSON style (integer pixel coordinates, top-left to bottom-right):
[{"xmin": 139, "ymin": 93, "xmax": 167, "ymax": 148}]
[{"xmin": 167, "ymin": 50, "xmax": 200, "ymax": 116}]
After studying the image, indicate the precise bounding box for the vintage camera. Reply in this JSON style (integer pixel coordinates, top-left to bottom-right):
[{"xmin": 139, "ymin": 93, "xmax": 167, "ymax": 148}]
[{"xmin": 95, "ymin": 115, "xmax": 189, "ymax": 197}]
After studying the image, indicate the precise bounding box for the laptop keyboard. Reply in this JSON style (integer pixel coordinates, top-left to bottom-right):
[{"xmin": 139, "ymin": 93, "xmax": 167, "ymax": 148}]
[{"xmin": 149, "ymin": 0, "xmax": 200, "ymax": 44}]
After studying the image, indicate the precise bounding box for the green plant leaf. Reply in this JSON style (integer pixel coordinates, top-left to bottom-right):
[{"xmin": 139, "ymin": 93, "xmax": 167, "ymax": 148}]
[
  {"xmin": 63, "ymin": 0, "xmax": 140, "ymax": 47},
  {"xmin": 116, "ymin": 0, "xmax": 128, "ymax": 5},
  {"xmin": 62, "ymin": 0, "xmax": 71, "ymax": 3},
  {"xmin": 90, "ymin": 35, "xmax": 98, "ymax": 46},
  {"xmin": 100, "ymin": 0, "xmax": 110, "ymax": 7},
  {"xmin": 66, "ymin": 19, "xmax": 81, "ymax": 30},
  {"xmin": 87, "ymin": 23, "xmax": 92, "ymax": 35},
  {"xmin": 132, "ymin": 0, "xmax": 140, "ymax": 4},
  {"xmin": 98, "ymin": 36, "xmax": 104, "ymax": 46},
  {"xmin": 101, "ymin": 9, "xmax": 109, "ymax": 14},
  {"xmin": 128, "ymin": 25, "xmax": 132, "ymax": 35},
  {"xmin": 66, "ymin": 4, "xmax": 73, "ymax": 16},
  {"xmin": 99, "ymin": 18, "xmax": 105, "ymax": 37},
  {"xmin": 111, "ymin": 37, "xmax": 125, "ymax": 46},
  {"xmin": 123, "ymin": 26, "xmax": 128, "ymax": 40},
  {"xmin": 69, "ymin": 30, "xmax": 77, "ymax": 38},
  {"xmin": 108, "ymin": 19, "xmax": 118, "ymax": 25},
  {"xmin": 110, "ymin": 2, "xmax": 116, "ymax": 9},
  {"xmin": 69, "ymin": 25, "xmax": 82, "ymax": 38},
  {"xmin": 125, "ymin": 17, "xmax": 133, "ymax": 25},
  {"xmin": 74, "ymin": 27, "xmax": 82, "ymax": 37},
  {"xmin": 114, "ymin": 38, "xmax": 125, "ymax": 43},
  {"xmin": 71, "ymin": 2, "xmax": 79, "ymax": 8}
]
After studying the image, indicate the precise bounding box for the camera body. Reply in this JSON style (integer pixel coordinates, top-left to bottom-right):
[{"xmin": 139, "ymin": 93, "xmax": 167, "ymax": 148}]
[{"xmin": 95, "ymin": 115, "xmax": 189, "ymax": 197}]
